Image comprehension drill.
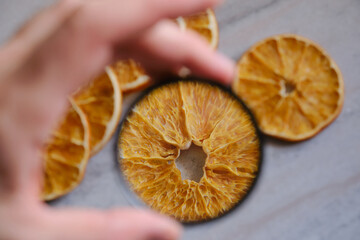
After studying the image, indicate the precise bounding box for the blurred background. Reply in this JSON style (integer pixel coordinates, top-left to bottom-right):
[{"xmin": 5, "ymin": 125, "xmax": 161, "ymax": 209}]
[{"xmin": 1, "ymin": 0, "xmax": 360, "ymax": 239}]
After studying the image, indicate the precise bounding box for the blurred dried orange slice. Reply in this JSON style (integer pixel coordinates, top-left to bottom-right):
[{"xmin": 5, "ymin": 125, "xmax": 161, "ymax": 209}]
[
  {"xmin": 119, "ymin": 80, "xmax": 261, "ymax": 223},
  {"xmin": 107, "ymin": 59, "xmax": 151, "ymax": 93},
  {"xmin": 43, "ymin": 70, "xmax": 122, "ymax": 200},
  {"xmin": 42, "ymin": 100, "xmax": 90, "ymax": 200},
  {"xmin": 73, "ymin": 70, "xmax": 122, "ymax": 155},
  {"xmin": 175, "ymin": 9, "xmax": 219, "ymax": 49},
  {"xmin": 233, "ymin": 34, "xmax": 344, "ymax": 141}
]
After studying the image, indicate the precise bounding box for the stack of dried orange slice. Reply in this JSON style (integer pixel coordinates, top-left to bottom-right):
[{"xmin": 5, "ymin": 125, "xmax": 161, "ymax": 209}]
[
  {"xmin": 118, "ymin": 81, "xmax": 261, "ymax": 223},
  {"xmin": 42, "ymin": 71, "xmax": 122, "ymax": 200}
]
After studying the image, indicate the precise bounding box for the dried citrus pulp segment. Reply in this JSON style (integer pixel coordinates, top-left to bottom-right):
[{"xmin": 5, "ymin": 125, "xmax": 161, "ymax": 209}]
[
  {"xmin": 73, "ymin": 71, "xmax": 122, "ymax": 155},
  {"xmin": 176, "ymin": 9, "xmax": 219, "ymax": 49},
  {"xmin": 118, "ymin": 81, "xmax": 261, "ymax": 222},
  {"xmin": 233, "ymin": 34, "xmax": 344, "ymax": 141},
  {"xmin": 107, "ymin": 59, "xmax": 151, "ymax": 93},
  {"xmin": 42, "ymin": 100, "xmax": 90, "ymax": 201}
]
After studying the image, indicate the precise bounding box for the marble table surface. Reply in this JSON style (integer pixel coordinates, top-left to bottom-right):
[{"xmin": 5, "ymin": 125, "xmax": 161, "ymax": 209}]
[{"xmin": 1, "ymin": 0, "xmax": 359, "ymax": 239}]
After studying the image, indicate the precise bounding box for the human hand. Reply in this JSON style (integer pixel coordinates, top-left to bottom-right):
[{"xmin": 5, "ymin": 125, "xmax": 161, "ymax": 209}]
[{"xmin": 0, "ymin": 0, "xmax": 235, "ymax": 239}]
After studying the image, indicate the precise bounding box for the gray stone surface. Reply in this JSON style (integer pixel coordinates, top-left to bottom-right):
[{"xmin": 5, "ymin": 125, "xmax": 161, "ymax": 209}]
[{"xmin": 1, "ymin": 0, "xmax": 360, "ymax": 239}]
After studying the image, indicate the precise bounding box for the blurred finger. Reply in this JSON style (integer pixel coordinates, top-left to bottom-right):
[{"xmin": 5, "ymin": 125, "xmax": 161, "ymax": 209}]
[
  {"xmin": 12, "ymin": 0, "xmax": 81, "ymax": 43},
  {"xmin": 0, "ymin": 0, "xmax": 82, "ymax": 77},
  {"xmin": 120, "ymin": 21, "xmax": 235, "ymax": 84},
  {"xmin": 43, "ymin": 208, "xmax": 182, "ymax": 240}
]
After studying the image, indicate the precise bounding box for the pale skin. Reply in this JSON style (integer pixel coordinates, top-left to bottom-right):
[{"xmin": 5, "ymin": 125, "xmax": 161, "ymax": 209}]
[{"xmin": 0, "ymin": 0, "xmax": 235, "ymax": 239}]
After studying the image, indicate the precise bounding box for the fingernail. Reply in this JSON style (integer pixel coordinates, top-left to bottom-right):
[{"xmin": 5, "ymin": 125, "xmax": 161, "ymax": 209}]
[
  {"xmin": 154, "ymin": 218, "xmax": 182, "ymax": 240},
  {"xmin": 215, "ymin": 53, "xmax": 236, "ymax": 85},
  {"xmin": 143, "ymin": 213, "xmax": 182, "ymax": 240}
]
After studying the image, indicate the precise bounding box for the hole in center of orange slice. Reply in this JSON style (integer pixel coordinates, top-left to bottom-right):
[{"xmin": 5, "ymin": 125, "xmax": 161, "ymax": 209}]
[
  {"xmin": 280, "ymin": 80, "xmax": 296, "ymax": 97},
  {"xmin": 175, "ymin": 143, "xmax": 206, "ymax": 183}
]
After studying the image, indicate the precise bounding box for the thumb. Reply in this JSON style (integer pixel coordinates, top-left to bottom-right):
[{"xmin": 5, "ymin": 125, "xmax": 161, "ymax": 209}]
[{"xmin": 42, "ymin": 208, "xmax": 182, "ymax": 240}]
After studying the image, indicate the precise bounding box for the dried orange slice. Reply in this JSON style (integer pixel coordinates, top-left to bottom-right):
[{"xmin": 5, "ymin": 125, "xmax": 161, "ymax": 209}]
[
  {"xmin": 118, "ymin": 80, "xmax": 261, "ymax": 223},
  {"xmin": 233, "ymin": 34, "xmax": 344, "ymax": 141},
  {"xmin": 73, "ymin": 70, "xmax": 122, "ymax": 155},
  {"xmin": 107, "ymin": 59, "xmax": 151, "ymax": 93},
  {"xmin": 176, "ymin": 9, "xmax": 219, "ymax": 49},
  {"xmin": 42, "ymin": 100, "xmax": 90, "ymax": 200}
]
